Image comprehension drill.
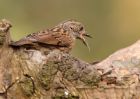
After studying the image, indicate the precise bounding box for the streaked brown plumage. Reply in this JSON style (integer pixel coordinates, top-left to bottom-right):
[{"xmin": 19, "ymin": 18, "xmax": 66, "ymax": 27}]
[{"xmin": 10, "ymin": 19, "xmax": 92, "ymax": 51}]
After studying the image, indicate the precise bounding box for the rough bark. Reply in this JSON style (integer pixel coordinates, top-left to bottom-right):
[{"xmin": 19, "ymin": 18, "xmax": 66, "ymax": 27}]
[{"xmin": 0, "ymin": 19, "xmax": 140, "ymax": 99}]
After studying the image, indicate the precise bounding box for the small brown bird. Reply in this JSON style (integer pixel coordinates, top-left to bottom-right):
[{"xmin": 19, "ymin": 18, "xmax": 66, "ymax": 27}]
[{"xmin": 10, "ymin": 19, "xmax": 92, "ymax": 51}]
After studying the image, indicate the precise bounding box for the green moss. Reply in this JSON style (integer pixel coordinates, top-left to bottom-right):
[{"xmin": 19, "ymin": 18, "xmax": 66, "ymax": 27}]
[
  {"xmin": 19, "ymin": 76, "xmax": 35, "ymax": 97},
  {"xmin": 52, "ymin": 87, "xmax": 79, "ymax": 99},
  {"xmin": 38, "ymin": 61, "xmax": 58, "ymax": 90},
  {"xmin": 80, "ymin": 74, "xmax": 100, "ymax": 86},
  {"xmin": 63, "ymin": 68, "xmax": 79, "ymax": 81}
]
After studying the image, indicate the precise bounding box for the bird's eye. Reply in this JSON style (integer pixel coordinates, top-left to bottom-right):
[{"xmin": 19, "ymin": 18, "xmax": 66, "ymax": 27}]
[{"xmin": 80, "ymin": 27, "xmax": 83, "ymax": 31}]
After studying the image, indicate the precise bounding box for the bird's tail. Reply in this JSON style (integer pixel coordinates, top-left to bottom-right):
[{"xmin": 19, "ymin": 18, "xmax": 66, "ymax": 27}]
[{"xmin": 10, "ymin": 39, "xmax": 32, "ymax": 46}]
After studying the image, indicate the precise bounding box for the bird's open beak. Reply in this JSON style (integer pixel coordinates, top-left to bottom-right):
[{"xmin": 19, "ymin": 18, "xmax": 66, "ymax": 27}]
[
  {"xmin": 79, "ymin": 34, "xmax": 90, "ymax": 51},
  {"xmin": 83, "ymin": 33, "xmax": 92, "ymax": 38}
]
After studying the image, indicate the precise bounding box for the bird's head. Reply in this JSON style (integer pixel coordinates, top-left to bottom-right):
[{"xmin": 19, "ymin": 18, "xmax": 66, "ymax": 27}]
[{"xmin": 60, "ymin": 19, "xmax": 92, "ymax": 50}]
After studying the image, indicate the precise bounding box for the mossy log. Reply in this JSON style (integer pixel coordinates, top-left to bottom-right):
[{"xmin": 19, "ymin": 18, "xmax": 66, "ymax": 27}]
[{"xmin": 0, "ymin": 19, "xmax": 140, "ymax": 99}]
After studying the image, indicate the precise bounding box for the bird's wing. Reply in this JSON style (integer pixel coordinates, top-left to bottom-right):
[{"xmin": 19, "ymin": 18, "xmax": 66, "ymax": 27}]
[{"xmin": 10, "ymin": 28, "xmax": 64, "ymax": 46}]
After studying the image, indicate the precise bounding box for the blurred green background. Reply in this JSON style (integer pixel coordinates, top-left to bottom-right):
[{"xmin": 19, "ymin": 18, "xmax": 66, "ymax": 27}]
[{"xmin": 1, "ymin": 0, "xmax": 140, "ymax": 62}]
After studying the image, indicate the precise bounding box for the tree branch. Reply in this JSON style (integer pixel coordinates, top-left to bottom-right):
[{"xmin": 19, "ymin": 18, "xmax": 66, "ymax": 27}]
[{"xmin": 0, "ymin": 19, "xmax": 139, "ymax": 99}]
